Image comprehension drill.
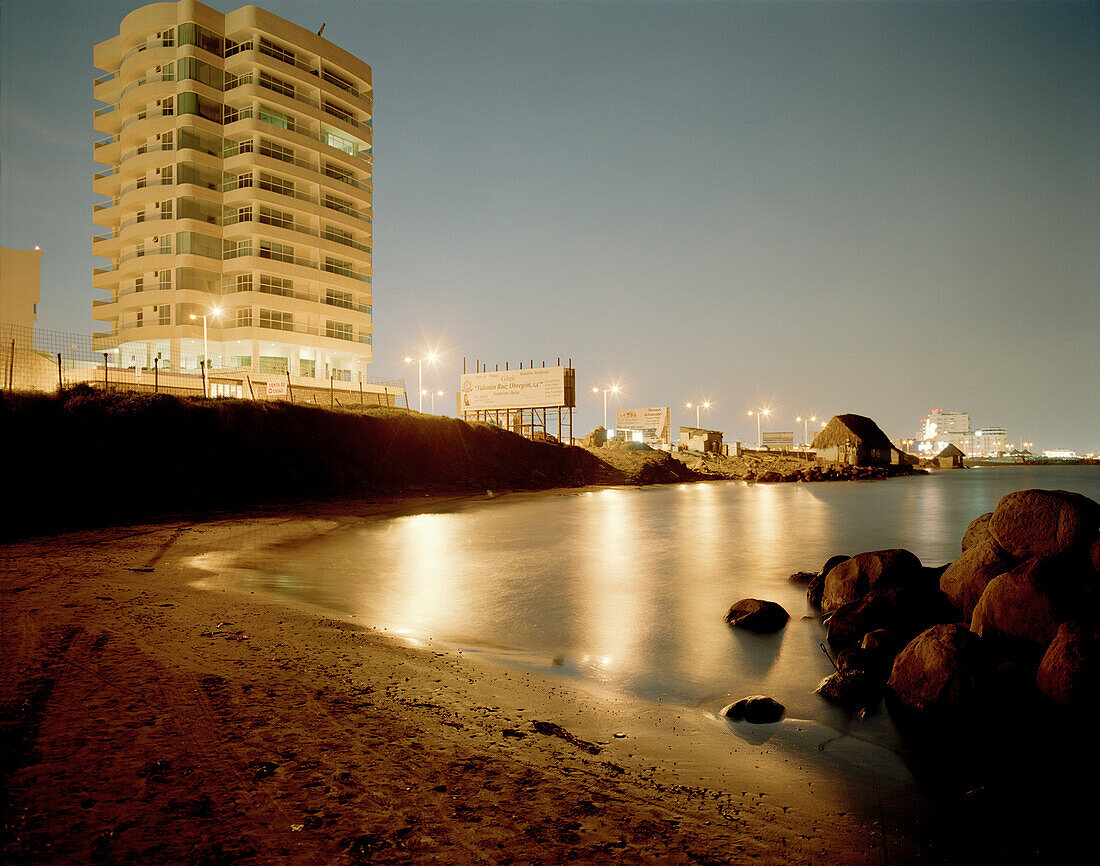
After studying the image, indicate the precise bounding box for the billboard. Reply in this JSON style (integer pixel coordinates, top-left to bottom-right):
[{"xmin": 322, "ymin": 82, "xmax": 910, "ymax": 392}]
[
  {"xmin": 459, "ymin": 366, "xmax": 574, "ymax": 411},
  {"xmin": 616, "ymin": 407, "xmax": 672, "ymax": 445},
  {"xmin": 763, "ymin": 431, "xmax": 795, "ymax": 449}
]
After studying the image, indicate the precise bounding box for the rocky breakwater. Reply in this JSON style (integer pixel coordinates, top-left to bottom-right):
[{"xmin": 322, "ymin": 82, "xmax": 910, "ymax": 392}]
[
  {"xmin": 724, "ymin": 488, "xmax": 1099, "ymax": 856},
  {"xmin": 804, "ymin": 488, "xmax": 1100, "ymax": 859}
]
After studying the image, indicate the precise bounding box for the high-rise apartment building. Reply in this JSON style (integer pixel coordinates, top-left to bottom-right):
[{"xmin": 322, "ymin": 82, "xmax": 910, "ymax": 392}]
[
  {"xmin": 92, "ymin": 0, "xmax": 373, "ymax": 387},
  {"xmin": 917, "ymin": 409, "xmax": 973, "ymax": 455}
]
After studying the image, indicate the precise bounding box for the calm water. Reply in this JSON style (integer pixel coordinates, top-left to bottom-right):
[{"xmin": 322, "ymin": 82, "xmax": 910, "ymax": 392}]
[{"xmin": 233, "ymin": 465, "xmax": 1099, "ymax": 746}]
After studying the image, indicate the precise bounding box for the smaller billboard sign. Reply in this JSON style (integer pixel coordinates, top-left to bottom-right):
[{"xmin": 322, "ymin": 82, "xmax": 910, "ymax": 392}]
[
  {"xmin": 266, "ymin": 380, "xmax": 287, "ymax": 398},
  {"xmin": 762, "ymin": 431, "xmax": 794, "ymax": 448},
  {"xmin": 616, "ymin": 407, "xmax": 672, "ymax": 445}
]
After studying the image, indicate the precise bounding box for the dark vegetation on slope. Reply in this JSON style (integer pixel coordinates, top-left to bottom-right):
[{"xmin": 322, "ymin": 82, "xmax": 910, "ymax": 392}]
[{"xmin": 1, "ymin": 386, "xmax": 696, "ymax": 538}]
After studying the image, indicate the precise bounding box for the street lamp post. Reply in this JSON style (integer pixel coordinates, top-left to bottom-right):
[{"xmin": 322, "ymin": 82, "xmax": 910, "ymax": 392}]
[
  {"xmin": 431, "ymin": 389, "xmax": 444, "ymax": 413},
  {"xmin": 747, "ymin": 407, "xmax": 771, "ymax": 449},
  {"xmin": 404, "ymin": 352, "xmax": 438, "ymax": 412},
  {"xmin": 686, "ymin": 400, "xmax": 711, "ymax": 427},
  {"xmin": 592, "ymin": 385, "xmax": 619, "ymax": 428},
  {"xmin": 189, "ymin": 307, "xmax": 221, "ymax": 396},
  {"xmin": 795, "ymin": 415, "xmax": 817, "ymax": 447}
]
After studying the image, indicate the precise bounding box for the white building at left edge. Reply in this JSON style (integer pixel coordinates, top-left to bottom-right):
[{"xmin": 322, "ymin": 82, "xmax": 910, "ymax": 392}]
[{"xmin": 92, "ymin": 0, "xmax": 380, "ymax": 392}]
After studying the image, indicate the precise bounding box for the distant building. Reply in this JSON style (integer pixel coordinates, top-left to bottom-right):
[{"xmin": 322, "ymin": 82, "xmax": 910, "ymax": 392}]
[
  {"xmin": 0, "ymin": 247, "xmax": 43, "ymax": 330},
  {"xmin": 679, "ymin": 426, "xmax": 723, "ymax": 454},
  {"xmin": 812, "ymin": 414, "xmax": 893, "ymax": 466},
  {"xmin": 974, "ymin": 427, "xmax": 1008, "ymax": 457},
  {"xmin": 917, "ymin": 409, "xmax": 973, "ymax": 456},
  {"xmin": 92, "ymin": 0, "xmax": 374, "ymax": 385}
]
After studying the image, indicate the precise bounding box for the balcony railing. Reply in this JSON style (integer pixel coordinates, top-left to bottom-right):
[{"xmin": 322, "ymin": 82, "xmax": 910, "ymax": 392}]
[
  {"xmin": 222, "ymin": 245, "xmax": 371, "ymax": 283},
  {"xmin": 227, "ymin": 43, "xmax": 373, "ymax": 110},
  {"xmin": 222, "ymin": 139, "xmax": 373, "ymax": 194}
]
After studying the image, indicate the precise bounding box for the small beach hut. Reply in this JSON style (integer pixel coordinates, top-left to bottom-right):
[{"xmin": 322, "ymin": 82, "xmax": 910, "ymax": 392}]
[
  {"xmin": 935, "ymin": 443, "xmax": 966, "ymax": 468},
  {"xmin": 811, "ymin": 414, "xmax": 893, "ymax": 466}
]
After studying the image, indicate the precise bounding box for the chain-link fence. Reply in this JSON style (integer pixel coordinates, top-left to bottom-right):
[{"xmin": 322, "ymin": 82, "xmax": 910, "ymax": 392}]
[{"xmin": 1, "ymin": 322, "xmax": 406, "ymax": 409}]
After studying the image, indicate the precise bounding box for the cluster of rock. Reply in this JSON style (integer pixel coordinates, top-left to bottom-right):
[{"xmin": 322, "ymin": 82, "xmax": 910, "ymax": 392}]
[
  {"xmin": 722, "ymin": 488, "xmax": 1099, "ymax": 724},
  {"xmin": 813, "ymin": 489, "xmax": 1099, "ymax": 716},
  {"xmin": 748, "ymin": 464, "xmax": 896, "ymax": 483}
]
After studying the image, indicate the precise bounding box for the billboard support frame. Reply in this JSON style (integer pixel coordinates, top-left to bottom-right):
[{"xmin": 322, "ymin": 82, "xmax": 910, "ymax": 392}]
[{"xmin": 460, "ymin": 357, "xmax": 575, "ymax": 443}]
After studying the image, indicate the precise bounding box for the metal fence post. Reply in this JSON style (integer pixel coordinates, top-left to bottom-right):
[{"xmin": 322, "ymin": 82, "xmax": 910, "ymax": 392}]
[
  {"xmin": 103, "ymin": 353, "xmax": 108, "ymax": 388},
  {"xmin": 57, "ymin": 353, "xmax": 63, "ymax": 392}
]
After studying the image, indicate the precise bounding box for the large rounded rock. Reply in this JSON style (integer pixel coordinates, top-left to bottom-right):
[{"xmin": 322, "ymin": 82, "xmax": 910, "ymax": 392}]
[
  {"xmin": 961, "ymin": 512, "xmax": 993, "ymax": 552},
  {"xmin": 821, "ymin": 554, "xmax": 850, "ymax": 578},
  {"xmin": 822, "ymin": 549, "xmax": 923, "ymax": 613},
  {"xmin": 970, "ymin": 558, "xmax": 1062, "ymax": 651},
  {"xmin": 722, "ymin": 695, "xmax": 785, "ymax": 723},
  {"xmin": 887, "ymin": 624, "xmax": 986, "ymax": 714},
  {"xmin": 815, "ymin": 671, "xmax": 880, "ymax": 709},
  {"xmin": 939, "ymin": 538, "xmax": 1017, "ymax": 621},
  {"xmin": 826, "ymin": 582, "xmax": 955, "ymax": 650},
  {"xmin": 988, "ymin": 489, "xmax": 1100, "ymax": 560},
  {"xmin": 725, "ymin": 598, "xmax": 789, "ymax": 633},
  {"xmin": 1037, "ymin": 620, "xmax": 1100, "ymax": 708}
]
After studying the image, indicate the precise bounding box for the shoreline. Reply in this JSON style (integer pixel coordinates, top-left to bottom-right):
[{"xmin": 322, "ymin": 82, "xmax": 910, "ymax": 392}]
[{"xmin": 3, "ymin": 501, "xmax": 936, "ymax": 864}]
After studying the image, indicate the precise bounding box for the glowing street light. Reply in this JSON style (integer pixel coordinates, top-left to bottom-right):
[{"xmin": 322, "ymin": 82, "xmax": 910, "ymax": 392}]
[
  {"xmin": 747, "ymin": 407, "xmax": 771, "ymax": 449},
  {"xmin": 795, "ymin": 414, "xmax": 817, "ymax": 447},
  {"xmin": 592, "ymin": 384, "xmax": 620, "ymax": 428},
  {"xmin": 189, "ymin": 307, "xmax": 221, "ymax": 396},
  {"xmin": 685, "ymin": 400, "xmax": 712, "ymax": 427},
  {"xmin": 431, "ymin": 389, "xmax": 445, "ymax": 414},
  {"xmin": 404, "ymin": 352, "xmax": 438, "ymax": 412}
]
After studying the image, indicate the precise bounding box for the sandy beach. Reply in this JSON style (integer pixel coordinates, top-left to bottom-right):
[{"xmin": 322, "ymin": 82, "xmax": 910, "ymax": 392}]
[{"xmin": 3, "ymin": 496, "xmax": 936, "ymax": 864}]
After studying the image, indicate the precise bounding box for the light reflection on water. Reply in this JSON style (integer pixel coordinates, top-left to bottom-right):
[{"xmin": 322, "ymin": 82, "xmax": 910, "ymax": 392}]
[{"xmin": 237, "ymin": 466, "xmax": 1100, "ymax": 743}]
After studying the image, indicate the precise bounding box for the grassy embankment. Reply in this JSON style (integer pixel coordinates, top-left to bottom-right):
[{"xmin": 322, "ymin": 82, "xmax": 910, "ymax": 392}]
[{"xmin": 1, "ymin": 386, "xmax": 701, "ymax": 538}]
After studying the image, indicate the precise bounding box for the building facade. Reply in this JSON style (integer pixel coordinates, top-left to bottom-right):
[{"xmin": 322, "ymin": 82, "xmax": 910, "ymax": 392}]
[
  {"xmin": 974, "ymin": 427, "xmax": 1008, "ymax": 457},
  {"xmin": 917, "ymin": 409, "xmax": 973, "ymax": 456},
  {"xmin": 92, "ymin": 1, "xmax": 373, "ymax": 386}
]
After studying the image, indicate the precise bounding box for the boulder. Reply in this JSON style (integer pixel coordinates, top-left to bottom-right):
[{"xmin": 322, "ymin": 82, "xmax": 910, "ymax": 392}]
[
  {"xmin": 836, "ymin": 645, "xmax": 894, "ymax": 681},
  {"xmin": 939, "ymin": 538, "xmax": 1017, "ymax": 621},
  {"xmin": 806, "ymin": 573, "xmax": 825, "ymax": 609},
  {"xmin": 821, "ymin": 554, "xmax": 850, "ymax": 578},
  {"xmin": 807, "ymin": 555, "xmax": 850, "ymax": 609},
  {"xmin": 861, "ymin": 628, "xmax": 896, "ymax": 654},
  {"xmin": 887, "ymin": 624, "xmax": 986, "ymax": 714},
  {"xmin": 961, "ymin": 512, "xmax": 993, "ymax": 552},
  {"xmin": 988, "ymin": 489, "xmax": 1100, "ymax": 560},
  {"xmin": 788, "ymin": 571, "xmax": 817, "ymax": 584},
  {"xmin": 969, "ymin": 558, "xmax": 1062, "ymax": 652},
  {"xmin": 826, "ymin": 582, "xmax": 955, "ymax": 650},
  {"xmin": 722, "ymin": 695, "xmax": 785, "ymax": 723},
  {"xmin": 583, "ymin": 426, "xmax": 607, "ymax": 448},
  {"xmin": 1091, "ymin": 536, "xmax": 1100, "ymax": 574},
  {"xmin": 822, "ymin": 549, "xmax": 923, "ymax": 613},
  {"xmin": 1037, "ymin": 620, "xmax": 1100, "ymax": 709},
  {"xmin": 725, "ymin": 598, "xmax": 789, "ymax": 633},
  {"xmin": 815, "ymin": 671, "xmax": 880, "ymax": 709}
]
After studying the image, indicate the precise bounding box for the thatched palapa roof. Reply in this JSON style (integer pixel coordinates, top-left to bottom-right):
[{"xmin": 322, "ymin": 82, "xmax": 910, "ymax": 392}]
[
  {"xmin": 936, "ymin": 443, "xmax": 966, "ymax": 459},
  {"xmin": 811, "ymin": 414, "xmax": 893, "ymax": 450}
]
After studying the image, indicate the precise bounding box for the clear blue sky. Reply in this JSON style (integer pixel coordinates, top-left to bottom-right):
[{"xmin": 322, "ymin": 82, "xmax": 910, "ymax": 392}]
[{"xmin": 2, "ymin": 0, "xmax": 1097, "ymax": 450}]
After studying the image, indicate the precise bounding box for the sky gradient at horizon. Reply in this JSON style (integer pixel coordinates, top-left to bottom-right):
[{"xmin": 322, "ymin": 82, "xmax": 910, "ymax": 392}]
[{"xmin": 1, "ymin": 0, "xmax": 1096, "ymax": 449}]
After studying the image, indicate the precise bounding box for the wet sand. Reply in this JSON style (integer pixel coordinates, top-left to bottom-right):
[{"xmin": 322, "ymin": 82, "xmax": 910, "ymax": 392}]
[{"xmin": 3, "ymin": 496, "xmax": 935, "ymax": 864}]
